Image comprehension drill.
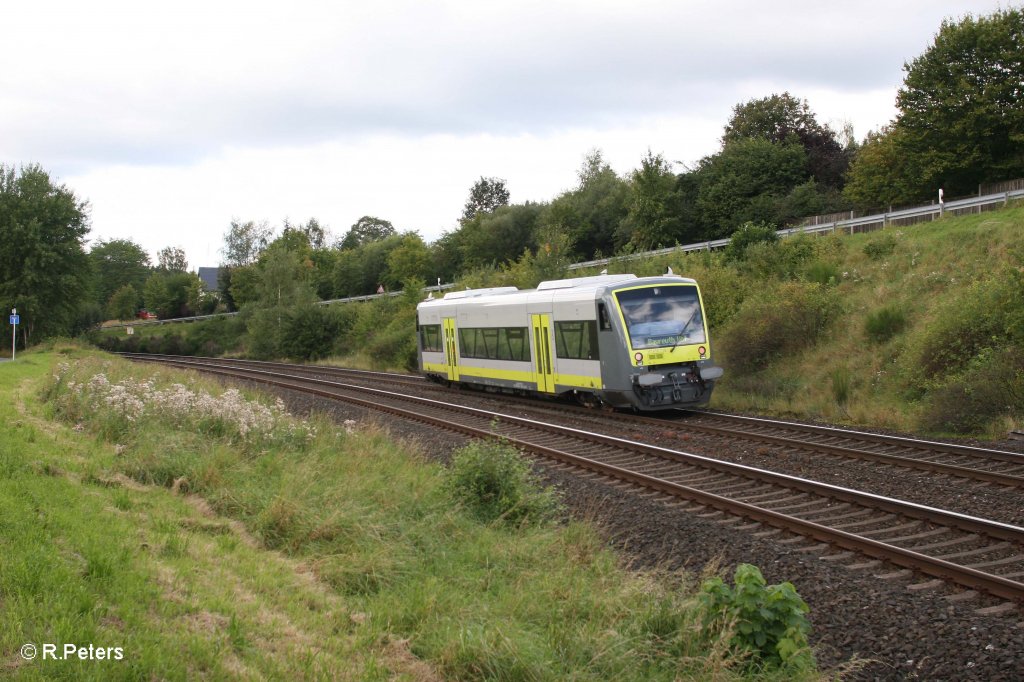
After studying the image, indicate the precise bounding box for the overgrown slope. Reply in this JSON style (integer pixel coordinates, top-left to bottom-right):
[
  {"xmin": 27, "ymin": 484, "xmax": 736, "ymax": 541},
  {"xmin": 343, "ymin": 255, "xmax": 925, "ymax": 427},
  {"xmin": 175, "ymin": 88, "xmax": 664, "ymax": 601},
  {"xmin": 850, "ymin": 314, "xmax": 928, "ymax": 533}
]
[
  {"xmin": 681, "ymin": 205, "xmax": 1024, "ymax": 437},
  {"xmin": 93, "ymin": 203, "xmax": 1024, "ymax": 438}
]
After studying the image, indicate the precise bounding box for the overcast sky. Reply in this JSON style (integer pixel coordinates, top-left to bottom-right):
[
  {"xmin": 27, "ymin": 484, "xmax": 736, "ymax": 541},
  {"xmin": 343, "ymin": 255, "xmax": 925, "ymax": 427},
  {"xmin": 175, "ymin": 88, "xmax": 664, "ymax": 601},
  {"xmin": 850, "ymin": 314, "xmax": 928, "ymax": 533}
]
[{"xmin": 2, "ymin": 0, "xmax": 1011, "ymax": 268}]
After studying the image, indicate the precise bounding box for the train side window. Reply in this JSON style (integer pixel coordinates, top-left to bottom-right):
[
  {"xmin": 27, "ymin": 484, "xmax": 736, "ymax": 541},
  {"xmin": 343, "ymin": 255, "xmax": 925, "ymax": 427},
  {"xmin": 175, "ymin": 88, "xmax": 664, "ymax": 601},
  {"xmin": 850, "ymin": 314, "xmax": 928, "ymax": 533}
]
[
  {"xmin": 481, "ymin": 328, "xmax": 499, "ymax": 358},
  {"xmin": 554, "ymin": 320, "xmax": 600, "ymax": 360},
  {"xmin": 458, "ymin": 328, "xmax": 476, "ymax": 358},
  {"xmin": 598, "ymin": 302, "xmax": 612, "ymax": 331},
  {"xmin": 420, "ymin": 324, "xmax": 443, "ymax": 352},
  {"xmin": 457, "ymin": 327, "xmax": 530, "ymax": 361},
  {"xmin": 499, "ymin": 327, "xmax": 529, "ymax": 361}
]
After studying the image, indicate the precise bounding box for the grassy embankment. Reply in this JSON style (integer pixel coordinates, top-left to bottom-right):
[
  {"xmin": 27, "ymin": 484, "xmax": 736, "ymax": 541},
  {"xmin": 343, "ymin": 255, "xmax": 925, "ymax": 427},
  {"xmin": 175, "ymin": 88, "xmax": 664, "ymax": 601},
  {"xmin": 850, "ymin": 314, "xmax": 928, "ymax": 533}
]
[
  {"xmin": 1, "ymin": 344, "xmax": 820, "ymax": 680},
  {"xmin": 92, "ymin": 203, "xmax": 1024, "ymax": 437}
]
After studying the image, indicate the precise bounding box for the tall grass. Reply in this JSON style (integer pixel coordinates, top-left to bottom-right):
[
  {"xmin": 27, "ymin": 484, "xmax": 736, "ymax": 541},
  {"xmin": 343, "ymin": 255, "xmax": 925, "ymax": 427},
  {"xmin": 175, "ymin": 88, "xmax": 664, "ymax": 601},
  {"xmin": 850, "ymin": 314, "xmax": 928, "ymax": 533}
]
[{"xmin": 32, "ymin": 348, "xmax": 820, "ymax": 680}]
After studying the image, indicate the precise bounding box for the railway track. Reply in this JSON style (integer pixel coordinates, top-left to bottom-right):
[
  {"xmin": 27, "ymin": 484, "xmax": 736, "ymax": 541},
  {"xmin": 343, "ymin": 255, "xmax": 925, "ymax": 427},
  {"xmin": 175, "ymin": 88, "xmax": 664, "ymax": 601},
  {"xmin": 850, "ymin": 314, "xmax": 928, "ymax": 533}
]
[
  {"xmin": 123, "ymin": 354, "xmax": 1024, "ymax": 491},
  {"xmin": 124, "ymin": 353, "xmax": 1024, "ymax": 605},
  {"xmin": 678, "ymin": 410, "xmax": 1024, "ymax": 488}
]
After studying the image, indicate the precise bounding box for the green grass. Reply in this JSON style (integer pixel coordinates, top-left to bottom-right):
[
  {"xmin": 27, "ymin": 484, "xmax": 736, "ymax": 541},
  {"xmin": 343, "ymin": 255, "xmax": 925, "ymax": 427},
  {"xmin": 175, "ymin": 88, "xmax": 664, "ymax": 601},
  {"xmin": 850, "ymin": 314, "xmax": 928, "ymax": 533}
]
[
  {"xmin": 0, "ymin": 352, "xmax": 371, "ymax": 679},
  {"xmin": 2, "ymin": 346, "xmax": 821, "ymax": 680},
  {"xmin": 703, "ymin": 205, "xmax": 1024, "ymax": 437},
  {"xmin": 97, "ymin": 203, "xmax": 1024, "ymax": 438}
]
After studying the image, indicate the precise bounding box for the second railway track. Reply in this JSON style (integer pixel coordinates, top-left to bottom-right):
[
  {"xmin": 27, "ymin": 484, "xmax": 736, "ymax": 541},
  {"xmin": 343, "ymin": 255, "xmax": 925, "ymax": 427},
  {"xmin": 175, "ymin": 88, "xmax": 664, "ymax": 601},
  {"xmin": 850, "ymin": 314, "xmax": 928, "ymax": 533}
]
[
  {"xmin": 125, "ymin": 353, "xmax": 1024, "ymax": 606},
  {"xmin": 125, "ymin": 354, "xmax": 1024, "ymax": 491}
]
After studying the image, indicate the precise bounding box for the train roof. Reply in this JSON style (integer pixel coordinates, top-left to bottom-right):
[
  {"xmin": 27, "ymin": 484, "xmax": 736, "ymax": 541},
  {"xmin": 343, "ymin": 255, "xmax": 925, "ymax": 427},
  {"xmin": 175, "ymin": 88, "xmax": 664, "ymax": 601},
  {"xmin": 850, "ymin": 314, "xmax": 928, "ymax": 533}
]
[{"xmin": 418, "ymin": 274, "xmax": 698, "ymax": 310}]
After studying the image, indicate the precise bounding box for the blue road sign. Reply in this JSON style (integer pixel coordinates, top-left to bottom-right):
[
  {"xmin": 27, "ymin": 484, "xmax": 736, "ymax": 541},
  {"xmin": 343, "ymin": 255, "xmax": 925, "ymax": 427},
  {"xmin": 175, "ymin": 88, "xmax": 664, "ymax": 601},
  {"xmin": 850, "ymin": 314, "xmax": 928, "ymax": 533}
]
[{"xmin": 9, "ymin": 315, "xmax": 19, "ymax": 325}]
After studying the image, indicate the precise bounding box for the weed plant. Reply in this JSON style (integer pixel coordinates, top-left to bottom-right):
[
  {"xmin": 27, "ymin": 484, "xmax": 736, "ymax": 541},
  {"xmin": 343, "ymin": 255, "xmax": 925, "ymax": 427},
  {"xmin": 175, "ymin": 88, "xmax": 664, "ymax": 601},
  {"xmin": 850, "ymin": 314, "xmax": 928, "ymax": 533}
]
[
  {"xmin": 444, "ymin": 439, "xmax": 563, "ymax": 526},
  {"xmin": 698, "ymin": 564, "xmax": 813, "ymax": 670},
  {"xmin": 864, "ymin": 305, "xmax": 908, "ymax": 344}
]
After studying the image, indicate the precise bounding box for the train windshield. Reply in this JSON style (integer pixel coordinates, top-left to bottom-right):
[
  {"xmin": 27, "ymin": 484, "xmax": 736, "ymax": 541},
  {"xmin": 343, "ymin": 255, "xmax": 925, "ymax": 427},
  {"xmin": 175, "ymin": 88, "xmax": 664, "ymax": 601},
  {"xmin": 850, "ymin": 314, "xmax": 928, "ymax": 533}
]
[{"xmin": 614, "ymin": 285, "xmax": 706, "ymax": 350}]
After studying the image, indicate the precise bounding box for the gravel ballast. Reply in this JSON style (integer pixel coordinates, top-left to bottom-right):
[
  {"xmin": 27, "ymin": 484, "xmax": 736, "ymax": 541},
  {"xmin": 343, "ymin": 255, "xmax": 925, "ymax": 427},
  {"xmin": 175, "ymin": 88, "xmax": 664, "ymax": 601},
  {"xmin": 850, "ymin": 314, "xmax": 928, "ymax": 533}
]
[{"xmin": 235, "ymin": 377, "xmax": 1024, "ymax": 681}]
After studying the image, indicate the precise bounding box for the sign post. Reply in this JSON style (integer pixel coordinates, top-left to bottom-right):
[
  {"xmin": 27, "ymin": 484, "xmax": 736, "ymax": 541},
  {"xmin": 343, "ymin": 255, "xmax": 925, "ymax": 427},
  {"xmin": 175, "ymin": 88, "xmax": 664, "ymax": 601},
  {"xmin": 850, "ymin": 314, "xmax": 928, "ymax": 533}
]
[{"xmin": 9, "ymin": 308, "xmax": 19, "ymax": 360}]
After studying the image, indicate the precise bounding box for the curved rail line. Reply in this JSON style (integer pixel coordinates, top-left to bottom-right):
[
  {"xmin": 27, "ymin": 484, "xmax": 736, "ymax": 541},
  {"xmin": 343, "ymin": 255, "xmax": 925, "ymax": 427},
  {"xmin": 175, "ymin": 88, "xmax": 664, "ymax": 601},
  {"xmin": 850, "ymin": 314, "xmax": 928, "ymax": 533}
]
[
  {"xmin": 124, "ymin": 354, "xmax": 1024, "ymax": 604},
  {"xmin": 123, "ymin": 354, "xmax": 1024, "ymax": 490}
]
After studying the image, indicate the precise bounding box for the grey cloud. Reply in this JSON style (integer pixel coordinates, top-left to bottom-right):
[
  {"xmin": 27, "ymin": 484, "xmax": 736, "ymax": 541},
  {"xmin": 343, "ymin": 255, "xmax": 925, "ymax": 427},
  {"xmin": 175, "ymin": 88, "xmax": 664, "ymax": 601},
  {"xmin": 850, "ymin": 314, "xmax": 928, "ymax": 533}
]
[{"xmin": 2, "ymin": 0, "xmax": 977, "ymax": 175}]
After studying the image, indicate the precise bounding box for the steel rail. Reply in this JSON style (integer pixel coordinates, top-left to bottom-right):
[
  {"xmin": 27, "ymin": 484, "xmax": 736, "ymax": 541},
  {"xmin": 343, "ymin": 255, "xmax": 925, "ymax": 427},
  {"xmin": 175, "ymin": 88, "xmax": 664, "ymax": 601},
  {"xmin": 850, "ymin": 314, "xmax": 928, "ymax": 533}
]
[
  {"xmin": 127, "ymin": 355, "xmax": 1024, "ymax": 602},
  {"xmin": 684, "ymin": 410, "xmax": 1024, "ymax": 465},
  {"xmin": 125, "ymin": 354, "xmax": 1024, "ymax": 487},
  {"xmin": 651, "ymin": 416, "xmax": 1024, "ymax": 488}
]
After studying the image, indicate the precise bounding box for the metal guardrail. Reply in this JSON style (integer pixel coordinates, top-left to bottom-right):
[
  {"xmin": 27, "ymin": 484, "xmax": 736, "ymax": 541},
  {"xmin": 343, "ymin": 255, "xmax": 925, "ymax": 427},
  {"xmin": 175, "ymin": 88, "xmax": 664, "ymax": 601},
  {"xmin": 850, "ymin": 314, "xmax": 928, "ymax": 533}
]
[
  {"xmin": 102, "ymin": 283, "xmax": 458, "ymax": 329},
  {"xmin": 105, "ymin": 187, "xmax": 1023, "ymax": 330},
  {"xmin": 568, "ymin": 187, "xmax": 1024, "ymax": 271}
]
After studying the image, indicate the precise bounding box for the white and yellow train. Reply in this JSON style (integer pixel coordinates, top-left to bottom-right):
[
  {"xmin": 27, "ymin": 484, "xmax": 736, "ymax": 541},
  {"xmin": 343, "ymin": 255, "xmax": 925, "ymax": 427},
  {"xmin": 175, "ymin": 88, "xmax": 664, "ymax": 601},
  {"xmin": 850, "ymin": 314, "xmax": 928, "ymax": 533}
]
[{"xmin": 416, "ymin": 273, "xmax": 722, "ymax": 410}]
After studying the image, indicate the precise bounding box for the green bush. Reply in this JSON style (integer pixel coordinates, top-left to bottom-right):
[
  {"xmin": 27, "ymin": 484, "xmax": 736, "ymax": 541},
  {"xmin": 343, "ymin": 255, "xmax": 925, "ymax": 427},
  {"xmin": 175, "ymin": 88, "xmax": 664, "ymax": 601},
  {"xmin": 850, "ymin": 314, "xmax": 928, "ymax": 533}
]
[
  {"xmin": 864, "ymin": 304, "xmax": 908, "ymax": 343},
  {"xmin": 278, "ymin": 304, "xmax": 339, "ymax": 361},
  {"xmin": 862, "ymin": 234, "xmax": 897, "ymax": 260},
  {"xmin": 803, "ymin": 260, "xmax": 840, "ymax": 286},
  {"xmin": 444, "ymin": 439, "xmax": 562, "ymax": 527},
  {"xmin": 739, "ymin": 235, "xmax": 823, "ymax": 282},
  {"xmin": 830, "ymin": 367, "xmax": 852, "ymax": 407},
  {"xmin": 698, "ymin": 563, "xmax": 812, "ymax": 669},
  {"xmin": 911, "ymin": 268, "xmax": 1024, "ymax": 381},
  {"xmin": 718, "ymin": 282, "xmax": 842, "ymax": 374},
  {"xmin": 918, "ymin": 346, "xmax": 1024, "ymax": 434},
  {"xmin": 684, "ymin": 261, "xmax": 750, "ymax": 330},
  {"xmin": 725, "ymin": 221, "xmax": 779, "ymax": 262}
]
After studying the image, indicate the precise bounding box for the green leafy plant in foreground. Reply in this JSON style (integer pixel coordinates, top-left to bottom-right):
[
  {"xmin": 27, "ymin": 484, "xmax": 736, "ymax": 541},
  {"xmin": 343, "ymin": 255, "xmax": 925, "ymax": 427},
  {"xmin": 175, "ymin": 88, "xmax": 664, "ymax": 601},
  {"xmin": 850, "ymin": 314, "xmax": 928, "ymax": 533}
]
[
  {"xmin": 444, "ymin": 438, "xmax": 563, "ymax": 527},
  {"xmin": 698, "ymin": 563, "xmax": 813, "ymax": 669}
]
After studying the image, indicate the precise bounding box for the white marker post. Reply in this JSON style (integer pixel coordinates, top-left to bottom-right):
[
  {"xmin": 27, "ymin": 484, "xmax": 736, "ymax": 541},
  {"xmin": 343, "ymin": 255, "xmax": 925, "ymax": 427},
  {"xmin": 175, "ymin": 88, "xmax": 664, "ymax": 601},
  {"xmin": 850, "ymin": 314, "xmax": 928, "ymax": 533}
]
[{"xmin": 10, "ymin": 308, "xmax": 18, "ymax": 360}]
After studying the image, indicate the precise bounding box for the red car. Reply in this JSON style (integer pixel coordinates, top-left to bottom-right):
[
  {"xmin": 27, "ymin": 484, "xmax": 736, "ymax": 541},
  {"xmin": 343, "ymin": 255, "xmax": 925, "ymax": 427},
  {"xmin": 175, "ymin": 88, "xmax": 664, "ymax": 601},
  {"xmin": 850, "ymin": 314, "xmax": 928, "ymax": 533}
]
[{"xmin": 136, "ymin": 310, "xmax": 158, "ymax": 320}]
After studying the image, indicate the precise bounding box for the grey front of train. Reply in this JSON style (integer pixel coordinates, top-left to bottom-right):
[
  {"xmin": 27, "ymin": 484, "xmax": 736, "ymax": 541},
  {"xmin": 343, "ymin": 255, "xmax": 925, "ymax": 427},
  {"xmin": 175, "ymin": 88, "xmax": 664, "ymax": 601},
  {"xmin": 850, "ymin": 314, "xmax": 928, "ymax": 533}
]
[{"xmin": 416, "ymin": 273, "xmax": 723, "ymax": 411}]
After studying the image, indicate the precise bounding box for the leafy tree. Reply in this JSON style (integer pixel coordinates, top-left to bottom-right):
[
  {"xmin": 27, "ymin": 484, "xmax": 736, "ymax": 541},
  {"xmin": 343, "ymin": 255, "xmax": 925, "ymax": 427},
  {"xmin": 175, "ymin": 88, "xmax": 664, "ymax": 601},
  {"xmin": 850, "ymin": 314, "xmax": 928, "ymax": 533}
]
[
  {"xmin": 333, "ymin": 235, "xmax": 406, "ymax": 296},
  {"xmin": 504, "ymin": 222, "xmax": 574, "ymax": 288},
  {"xmin": 277, "ymin": 305, "xmax": 339, "ymax": 361},
  {"xmin": 430, "ymin": 229, "xmax": 467, "ymax": 284},
  {"xmin": 461, "ymin": 176, "xmax": 510, "ymax": 221},
  {"xmin": 459, "ymin": 203, "xmax": 543, "ymax": 268},
  {"xmin": 89, "ymin": 238, "xmax": 151, "ymax": 309},
  {"xmin": 694, "ymin": 138, "xmax": 807, "ymax": 236},
  {"xmin": 0, "ymin": 164, "xmax": 91, "ymax": 345},
  {"xmin": 255, "ymin": 248, "xmax": 314, "ymax": 308},
  {"xmin": 244, "ymin": 249, "xmax": 318, "ymax": 358},
  {"xmin": 217, "ymin": 267, "xmax": 239, "ymax": 311},
  {"xmin": 620, "ymin": 150, "xmax": 684, "ymax": 250},
  {"xmin": 545, "ymin": 150, "xmax": 631, "ymax": 259},
  {"xmin": 896, "ymin": 8, "xmax": 1024, "ymax": 197},
  {"xmin": 143, "ymin": 271, "xmax": 203, "ymax": 319},
  {"xmin": 221, "ymin": 219, "xmax": 272, "ymax": 267},
  {"xmin": 339, "ymin": 216, "xmax": 395, "ymax": 250},
  {"xmin": 724, "ymin": 92, "xmax": 850, "ymax": 189},
  {"xmin": 106, "ymin": 284, "xmax": 139, "ymax": 320},
  {"xmin": 842, "ymin": 127, "xmax": 921, "ymax": 209},
  {"xmin": 283, "ymin": 217, "xmax": 329, "ymax": 250},
  {"xmin": 157, "ymin": 246, "xmax": 188, "ymax": 272},
  {"xmin": 270, "ymin": 224, "xmax": 314, "ymax": 258},
  {"xmin": 386, "ymin": 232, "xmax": 433, "ymax": 285},
  {"xmin": 227, "ymin": 265, "xmax": 261, "ymax": 308},
  {"xmin": 846, "ymin": 8, "xmax": 1024, "ymax": 206},
  {"xmin": 186, "ymin": 277, "xmax": 217, "ymax": 315},
  {"xmin": 309, "ymin": 247, "xmax": 339, "ymax": 300}
]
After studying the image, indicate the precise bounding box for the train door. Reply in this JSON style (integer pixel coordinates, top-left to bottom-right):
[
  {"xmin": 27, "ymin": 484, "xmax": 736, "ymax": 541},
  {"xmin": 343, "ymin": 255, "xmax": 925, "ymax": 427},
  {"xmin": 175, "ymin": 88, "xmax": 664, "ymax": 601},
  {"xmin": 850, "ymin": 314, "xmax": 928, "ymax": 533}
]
[
  {"xmin": 443, "ymin": 318, "xmax": 460, "ymax": 381},
  {"xmin": 531, "ymin": 314, "xmax": 555, "ymax": 393}
]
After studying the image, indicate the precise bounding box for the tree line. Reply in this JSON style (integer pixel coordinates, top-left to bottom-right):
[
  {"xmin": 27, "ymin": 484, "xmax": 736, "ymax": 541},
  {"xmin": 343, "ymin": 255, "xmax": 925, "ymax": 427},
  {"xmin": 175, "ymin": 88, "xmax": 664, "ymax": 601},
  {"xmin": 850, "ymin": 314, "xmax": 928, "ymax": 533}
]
[{"xmin": 2, "ymin": 7, "xmax": 1021, "ymax": 349}]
